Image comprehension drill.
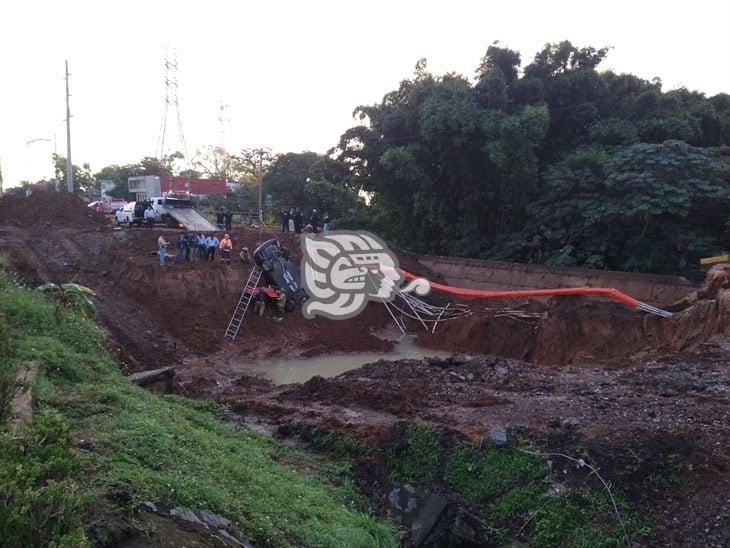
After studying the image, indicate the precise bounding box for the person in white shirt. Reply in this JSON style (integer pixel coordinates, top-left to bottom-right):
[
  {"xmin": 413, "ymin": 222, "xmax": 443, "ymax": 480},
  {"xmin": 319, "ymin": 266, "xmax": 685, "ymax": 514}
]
[
  {"xmin": 205, "ymin": 235, "xmax": 219, "ymax": 262},
  {"xmin": 157, "ymin": 235, "xmax": 168, "ymax": 266},
  {"xmin": 144, "ymin": 206, "xmax": 156, "ymax": 229}
]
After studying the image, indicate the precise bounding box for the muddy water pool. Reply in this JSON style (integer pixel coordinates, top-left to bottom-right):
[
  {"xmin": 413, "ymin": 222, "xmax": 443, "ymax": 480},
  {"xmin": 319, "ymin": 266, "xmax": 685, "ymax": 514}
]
[{"xmin": 234, "ymin": 331, "xmax": 451, "ymax": 384}]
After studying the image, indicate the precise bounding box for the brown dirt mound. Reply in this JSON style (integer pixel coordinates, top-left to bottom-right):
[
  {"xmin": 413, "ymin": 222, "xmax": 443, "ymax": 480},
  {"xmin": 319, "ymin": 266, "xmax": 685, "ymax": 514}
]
[{"xmin": 0, "ymin": 191, "xmax": 107, "ymax": 228}]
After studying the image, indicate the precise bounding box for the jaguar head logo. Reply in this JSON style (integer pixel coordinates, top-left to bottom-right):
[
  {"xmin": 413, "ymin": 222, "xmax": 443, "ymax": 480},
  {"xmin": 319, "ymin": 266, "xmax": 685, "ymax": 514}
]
[{"xmin": 301, "ymin": 231, "xmax": 413, "ymax": 319}]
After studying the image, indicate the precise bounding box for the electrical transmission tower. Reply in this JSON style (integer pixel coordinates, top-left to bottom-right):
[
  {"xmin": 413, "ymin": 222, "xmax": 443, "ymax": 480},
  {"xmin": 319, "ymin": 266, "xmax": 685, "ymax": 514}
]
[
  {"xmin": 157, "ymin": 48, "xmax": 188, "ymax": 162},
  {"xmin": 217, "ymin": 101, "xmax": 230, "ymax": 149}
]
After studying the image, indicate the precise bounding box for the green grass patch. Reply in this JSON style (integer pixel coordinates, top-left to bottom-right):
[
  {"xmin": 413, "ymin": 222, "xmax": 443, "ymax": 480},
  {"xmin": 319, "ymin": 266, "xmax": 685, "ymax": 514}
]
[
  {"xmin": 387, "ymin": 424, "xmax": 649, "ymax": 547},
  {"xmin": 0, "ymin": 266, "xmax": 398, "ymax": 547},
  {"xmin": 386, "ymin": 423, "xmax": 441, "ymax": 483}
]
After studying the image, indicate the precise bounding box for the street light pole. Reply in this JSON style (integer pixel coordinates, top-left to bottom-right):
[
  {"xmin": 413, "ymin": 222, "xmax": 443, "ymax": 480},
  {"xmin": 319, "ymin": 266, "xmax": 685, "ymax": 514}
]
[{"xmin": 65, "ymin": 60, "xmax": 74, "ymax": 193}]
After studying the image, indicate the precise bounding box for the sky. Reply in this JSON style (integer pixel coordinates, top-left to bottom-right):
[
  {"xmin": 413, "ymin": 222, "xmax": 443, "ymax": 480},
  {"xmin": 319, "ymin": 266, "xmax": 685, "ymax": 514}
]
[{"xmin": 1, "ymin": 0, "xmax": 728, "ymax": 188}]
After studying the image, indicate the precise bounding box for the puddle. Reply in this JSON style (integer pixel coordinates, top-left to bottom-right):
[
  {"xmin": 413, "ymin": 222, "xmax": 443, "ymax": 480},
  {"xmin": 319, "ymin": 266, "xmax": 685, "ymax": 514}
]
[{"xmin": 234, "ymin": 331, "xmax": 451, "ymax": 385}]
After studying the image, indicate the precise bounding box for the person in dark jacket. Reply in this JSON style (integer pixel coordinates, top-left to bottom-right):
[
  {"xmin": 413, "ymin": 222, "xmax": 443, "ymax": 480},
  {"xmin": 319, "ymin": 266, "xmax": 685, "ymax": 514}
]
[
  {"xmin": 293, "ymin": 208, "xmax": 303, "ymax": 233},
  {"xmin": 279, "ymin": 207, "xmax": 289, "ymax": 232},
  {"xmin": 215, "ymin": 207, "xmax": 224, "ymax": 229},
  {"xmin": 175, "ymin": 233, "xmax": 186, "ymax": 263},
  {"xmin": 224, "ymin": 210, "xmax": 233, "ymax": 231},
  {"xmin": 310, "ymin": 209, "xmax": 321, "ymax": 234},
  {"xmin": 184, "ymin": 232, "xmax": 195, "ymax": 261}
]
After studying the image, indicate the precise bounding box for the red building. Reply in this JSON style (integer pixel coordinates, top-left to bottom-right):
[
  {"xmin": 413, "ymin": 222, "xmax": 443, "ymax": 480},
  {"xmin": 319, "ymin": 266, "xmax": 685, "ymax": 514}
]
[{"xmin": 160, "ymin": 176, "xmax": 226, "ymax": 196}]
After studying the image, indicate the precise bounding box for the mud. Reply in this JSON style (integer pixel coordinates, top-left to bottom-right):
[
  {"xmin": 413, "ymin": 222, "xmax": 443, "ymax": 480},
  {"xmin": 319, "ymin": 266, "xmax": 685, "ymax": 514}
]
[{"xmin": 1, "ymin": 192, "xmax": 729, "ymax": 545}]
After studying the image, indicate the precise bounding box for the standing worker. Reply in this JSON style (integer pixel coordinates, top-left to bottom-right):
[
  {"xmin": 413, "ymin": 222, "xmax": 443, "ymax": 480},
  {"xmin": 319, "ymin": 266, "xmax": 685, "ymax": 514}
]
[
  {"xmin": 157, "ymin": 235, "xmax": 168, "ymax": 267},
  {"xmin": 310, "ymin": 209, "xmax": 321, "ymax": 234},
  {"xmin": 294, "ymin": 208, "xmax": 303, "ymax": 233},
  {"xmin": 215, "ymin": 207, "xmax": 225, "ymax": 229},
  {"xmin": 175, "ymin": 232, "xmax": 186, "ymax": 263},
  {"xmin": 219, "ymin": 233, "xmax": 233, "ymax": 264},
  {"xmin": 224, "ymin": 210, "xmax": 233, "ymax": 231},
  {"xmin": 279, "ymin": 207, "xmax": 289, "ymax": 232},
  {"xmin": 196, "ymin": 233, "xmax": 207, "ymax": 261},
  {"xmin": 206, "ymin": 234, "xmax": 219, "ymax": 262},
  {"xmin": 184, "ymin": 232, "xmax": 195, "ymax": 261},
  {"xmin": 322, "ymin": 211, "xmax": 331, "ymax": 234},
  {"xmin": 144, "ymin": 205, "xmax": 156, "ymax": 228}
]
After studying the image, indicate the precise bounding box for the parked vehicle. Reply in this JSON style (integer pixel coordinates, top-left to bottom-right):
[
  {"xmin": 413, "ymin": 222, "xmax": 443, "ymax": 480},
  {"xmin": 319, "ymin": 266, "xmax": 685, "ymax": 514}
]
[
  {"xmin": 88, "ymin": 197, "xmax": 127, "ymax": 214},
  {"xmin": 114, "ymin": 194, "xmax": 216, "ymax": 231}
]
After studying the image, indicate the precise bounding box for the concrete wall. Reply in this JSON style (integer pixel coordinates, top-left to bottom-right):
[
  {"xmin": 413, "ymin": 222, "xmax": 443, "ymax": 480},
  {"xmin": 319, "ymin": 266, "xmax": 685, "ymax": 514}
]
[{"xmin": 409, "ymin": 253, "xmax": 695, "ymax": 305}]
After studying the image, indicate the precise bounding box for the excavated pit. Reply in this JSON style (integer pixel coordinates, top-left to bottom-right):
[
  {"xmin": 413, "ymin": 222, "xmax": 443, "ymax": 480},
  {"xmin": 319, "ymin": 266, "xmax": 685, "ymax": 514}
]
[{"xmin": 1, "ymin": 192, "xmax": 729, "ymax": 546}]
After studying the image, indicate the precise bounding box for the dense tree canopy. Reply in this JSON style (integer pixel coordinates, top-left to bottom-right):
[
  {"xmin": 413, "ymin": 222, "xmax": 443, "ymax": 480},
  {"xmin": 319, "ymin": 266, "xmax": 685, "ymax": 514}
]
[{"xmin": 329, "ymin": 41, "xmax": 730, "ymax": 278}]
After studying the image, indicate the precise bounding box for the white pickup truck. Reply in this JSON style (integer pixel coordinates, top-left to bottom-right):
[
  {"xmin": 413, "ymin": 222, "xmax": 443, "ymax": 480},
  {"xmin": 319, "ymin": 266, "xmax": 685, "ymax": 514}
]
[{"xmin": 115, "ymin": 196, "xmax": 217, "ymax": 231}]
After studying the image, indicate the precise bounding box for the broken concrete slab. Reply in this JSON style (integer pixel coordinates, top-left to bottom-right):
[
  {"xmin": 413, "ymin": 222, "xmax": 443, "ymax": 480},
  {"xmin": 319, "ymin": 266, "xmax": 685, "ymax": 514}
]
[{"xmin": 127, "ymin": 366, "xmax": 175, "ymax": 394}]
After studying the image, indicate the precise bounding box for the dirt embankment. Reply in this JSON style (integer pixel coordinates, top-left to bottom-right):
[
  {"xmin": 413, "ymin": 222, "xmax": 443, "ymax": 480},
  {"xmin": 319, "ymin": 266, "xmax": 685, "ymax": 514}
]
[
  {"xmin": 2, "ymin": 194, "xmax": 730, "ymax": 370},
  {"xmin": 0, "ymin": 190, "xmax": 107, "ymax": 228}
]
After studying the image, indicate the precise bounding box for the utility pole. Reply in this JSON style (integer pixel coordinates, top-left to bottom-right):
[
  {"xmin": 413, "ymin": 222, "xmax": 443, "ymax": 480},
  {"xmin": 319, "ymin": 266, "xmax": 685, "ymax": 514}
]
[{"xmin": 65, "ymin": 60, "xmax": 74, "ymax": 193}]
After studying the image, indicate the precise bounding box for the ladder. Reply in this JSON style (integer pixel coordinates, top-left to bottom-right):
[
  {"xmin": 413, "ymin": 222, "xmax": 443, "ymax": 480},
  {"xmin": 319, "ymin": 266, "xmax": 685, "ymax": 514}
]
[{"xmin": 224, "ymin": 264, "xmax": 263, "ymax": 340}]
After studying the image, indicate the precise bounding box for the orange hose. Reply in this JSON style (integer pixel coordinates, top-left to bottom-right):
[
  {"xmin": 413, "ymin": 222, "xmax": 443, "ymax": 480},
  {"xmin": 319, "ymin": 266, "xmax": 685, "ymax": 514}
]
[{"xmin": 400, "ymin": 269, "xmax": 640, "ymax": 309}]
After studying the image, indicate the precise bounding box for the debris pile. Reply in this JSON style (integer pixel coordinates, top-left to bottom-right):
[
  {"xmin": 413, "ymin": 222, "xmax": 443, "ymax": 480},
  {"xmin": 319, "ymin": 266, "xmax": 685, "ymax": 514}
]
[{"xmin": 0, "ymin": 191, "xmax": 107, "ymax": 228}]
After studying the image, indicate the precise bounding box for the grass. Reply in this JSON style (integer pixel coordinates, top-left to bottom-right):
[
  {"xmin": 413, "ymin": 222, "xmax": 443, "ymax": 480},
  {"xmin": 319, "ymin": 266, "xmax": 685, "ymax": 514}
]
[
  {"xmin": 385, "ymin": 423, "xmax": 441, "ymax": 483},
  {"xmin": 386, "ymin": 423, "xmax": 649, "ymax": 547},
  {"xmin": 0, "ymin": 266, "xmax": 398, "ymax": 547}
]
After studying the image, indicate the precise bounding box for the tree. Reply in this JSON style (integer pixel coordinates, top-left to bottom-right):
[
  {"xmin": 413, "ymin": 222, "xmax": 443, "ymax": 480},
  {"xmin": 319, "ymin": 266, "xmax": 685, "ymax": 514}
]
[
  {"xmin": 52, "ymin": 154, "xmax": 95, "ymax": 193},
  {"xmin": 193, "ymin": 146, "xmax": 237, "ymax": 181},
  {"xmin": 262, "ymin": 152, "xmax": 351, "ymax": 213},
  {"xmin": 334, "ymin": 40, "xmax": 730, "ymax": 274}
]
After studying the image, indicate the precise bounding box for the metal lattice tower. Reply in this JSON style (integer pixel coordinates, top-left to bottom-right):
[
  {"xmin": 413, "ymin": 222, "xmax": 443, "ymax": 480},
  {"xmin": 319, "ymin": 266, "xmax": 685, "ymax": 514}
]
[{"xmin": 157, "ymin": 48, "xmax": 188, "ymax": 161}]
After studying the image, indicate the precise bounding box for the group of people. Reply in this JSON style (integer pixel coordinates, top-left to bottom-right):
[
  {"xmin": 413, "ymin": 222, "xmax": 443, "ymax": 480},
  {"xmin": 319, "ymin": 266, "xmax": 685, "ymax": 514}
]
[
  {"xmin": 215, "ymin": 208, "xmax": 234, "ymax": 231},
  {"xmin": 279, "ymin": 207, "xmax": 330, "ymax": 234},
  {"xmin": 156, "ymin": 232, "xmax": 234, "ymax": 266}
]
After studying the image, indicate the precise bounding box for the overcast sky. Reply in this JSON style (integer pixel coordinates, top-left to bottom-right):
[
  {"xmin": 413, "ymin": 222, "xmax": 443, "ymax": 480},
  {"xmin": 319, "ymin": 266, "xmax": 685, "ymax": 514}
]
[{"xmin": 1, "ymin": 0, "xmax": 728, "ymax": 187}]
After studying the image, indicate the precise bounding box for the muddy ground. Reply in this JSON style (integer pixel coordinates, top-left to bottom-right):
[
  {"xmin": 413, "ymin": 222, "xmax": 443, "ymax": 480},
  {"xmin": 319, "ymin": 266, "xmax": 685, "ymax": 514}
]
[{"xmin": 1, "ymin": 192, "xmax": 728, "ymax": 546}]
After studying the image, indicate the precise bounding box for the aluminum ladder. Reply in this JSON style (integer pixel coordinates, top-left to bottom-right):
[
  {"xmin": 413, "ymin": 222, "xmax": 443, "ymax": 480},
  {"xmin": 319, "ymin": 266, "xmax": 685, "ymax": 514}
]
[{"xmin": 224, "ymin": 264, "xmax": 263, "ymax": 340}]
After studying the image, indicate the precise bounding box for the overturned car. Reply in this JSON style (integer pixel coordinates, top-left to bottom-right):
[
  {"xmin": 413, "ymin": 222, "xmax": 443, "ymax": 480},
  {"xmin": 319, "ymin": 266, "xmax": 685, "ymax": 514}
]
[{"xmin": 254, "ymin": 239, "xmax": 307, "ymax": 312}]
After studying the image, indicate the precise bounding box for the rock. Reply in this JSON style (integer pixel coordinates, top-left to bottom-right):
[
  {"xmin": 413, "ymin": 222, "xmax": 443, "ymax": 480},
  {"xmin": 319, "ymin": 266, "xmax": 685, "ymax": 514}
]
[
  {"xmin": 216, "ymin": 528, "xmax": 254, "ymax": 547},
  {"xmin": 411, "ymin": 493, "xmax": 448, "ymax": 546},
  {"xmin": 76, "ymin": 439, "xmax": 96, "ymax": 453},
  {"xmin": 561, "ymin": 417, "xmax": 579, "ymax": 429},
  {"xmin": 127, "ymin": 367, "xmax": 175, "ymax": 394},
  {"xmin": 488, "ymin": 425, "xmax": 508, "ymax": 446},
  {"xmin": 388, "ymin": 484, "xmax": 418, "ymax": 515},
  {"xmin": 141, "ymin": 501, "xmax": 158, "ymax": 513},
  {"xmin": 198, "ymin": 509, "xmax": 233, "ymax": 530},
  {"xmin": 169, "ymin": 506, "xmax": 206, "ymax": 528}
]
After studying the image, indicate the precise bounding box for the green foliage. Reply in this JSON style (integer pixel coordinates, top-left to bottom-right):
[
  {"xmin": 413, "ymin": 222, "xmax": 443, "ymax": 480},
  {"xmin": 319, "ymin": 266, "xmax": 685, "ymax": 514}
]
[
  {"xmin": 309, "ymin": 428, "xmax": 373, "ymax": 459},
  {"xmin": 386, "ymin": 424, "xmax": 441, "ymax": 483},
  {"xmin": 36, "ymin": 282, "xmax": 97, "ymax": 318},
  {"xmin": 0, "ymin": 312, "xmax": 16, "ymax": 424},
  {"xmin": 385, "ymin": 424, "xmax": 647, "ymax": 546},
  {"xmin": 0, "ymin": 410, "xmax": 89, "ymax": 546},
  {"xmin": 444, "ymin": 442, "xmax": 548, "ymax": 505},
  {"xmin": 262, "ymin": 151, "xmax": 354, "ymax": 216},
  {"xmin": 0, "ymin": 267, "xmax": 398, "ymax": 547},
  {"xmin": 337, "ymin": 40, "xmax": 730, "ymax": 275}
]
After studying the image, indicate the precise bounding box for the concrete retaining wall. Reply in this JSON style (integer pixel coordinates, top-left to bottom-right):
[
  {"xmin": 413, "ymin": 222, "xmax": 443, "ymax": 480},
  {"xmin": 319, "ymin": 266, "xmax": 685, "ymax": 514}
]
[{"xmin": 408, "ymin": 253, "xmax": 695, "ymax": 305}]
